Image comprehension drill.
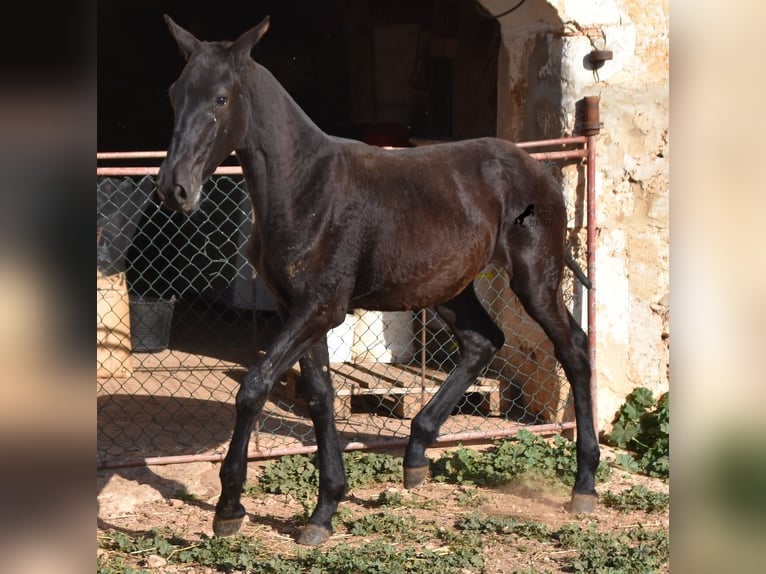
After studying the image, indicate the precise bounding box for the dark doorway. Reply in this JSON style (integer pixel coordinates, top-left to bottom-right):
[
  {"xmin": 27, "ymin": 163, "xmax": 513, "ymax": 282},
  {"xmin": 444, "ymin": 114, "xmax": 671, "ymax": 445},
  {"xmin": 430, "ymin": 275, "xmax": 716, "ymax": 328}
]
[{"xmin": 97, "ymin": 1, "xmax": 500, "ymax": 151}]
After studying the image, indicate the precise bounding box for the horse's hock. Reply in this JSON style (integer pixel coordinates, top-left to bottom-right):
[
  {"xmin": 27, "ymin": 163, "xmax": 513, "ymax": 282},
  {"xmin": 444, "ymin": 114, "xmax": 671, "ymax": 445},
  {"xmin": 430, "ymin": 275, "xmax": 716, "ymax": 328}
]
[{"xmin": 477, "ymin": 275, "xmax": 575, "ymax": 425}]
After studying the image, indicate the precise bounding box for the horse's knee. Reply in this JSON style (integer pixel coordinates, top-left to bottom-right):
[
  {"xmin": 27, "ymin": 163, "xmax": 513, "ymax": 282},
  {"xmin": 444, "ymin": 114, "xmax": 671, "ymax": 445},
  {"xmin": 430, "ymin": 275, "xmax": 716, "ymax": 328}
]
[
  {"xmin": 236, "ymin": 368, "xmax": 270, "ymax": 412},
  {"xmin": 463, "ymin": 330, "xmax": 503, "ymax": 368},
  {"xmin": 307, "ymin": 390, "xmax": 333, "ymax": 420}
]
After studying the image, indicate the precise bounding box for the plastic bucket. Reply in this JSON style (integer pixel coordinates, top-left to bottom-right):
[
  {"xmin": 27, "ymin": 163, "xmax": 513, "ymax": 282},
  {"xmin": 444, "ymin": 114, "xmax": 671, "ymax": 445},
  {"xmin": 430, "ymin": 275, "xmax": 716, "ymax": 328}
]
[{"xmin": 129, "ymin": 295, "xmax": 176, "ymax": 352}]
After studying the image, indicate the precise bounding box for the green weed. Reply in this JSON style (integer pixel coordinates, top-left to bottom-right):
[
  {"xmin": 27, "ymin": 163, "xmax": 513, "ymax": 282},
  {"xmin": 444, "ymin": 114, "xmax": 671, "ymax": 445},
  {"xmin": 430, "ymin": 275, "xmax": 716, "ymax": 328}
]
[
  {"xmin": 249, "ymin": 451, "xmax": 402, "ymax": 504},
  {"xmin": 98, "ymin": 513, "xmax": 668, "ymax": 573},
  {"xmin": 556, "ymin": 522, "xmax": 669, "ymax": 573},
  {"xmin": 457, "ymin": 512, "xmax": 551, "ymax": 541},
  {"xmin": 295, "ymin": 538, "xmax": 484, "ymax": 574},
  {"xmin": 455, "ymin": 487, "xmax": 488, "ymax": 507},
  {"xmin": 602, "ymin": 485, "xmax": 670, "ymax": 513},
  {"xmin": 432, "ymin": 429, "xmax": 611, "ymax": 487},
  {"xmin": 374, "ymin": 488, "xmax": 438, "ymax": 510},
  {"xmin": 98, "ymin": 529, "xmax": 268, "ymax": 572},
  {"xmin": 346, "ymin": 511, "xmax": 422, "ymax": 538},
  {"xmin": 605, "ymin": 387, "xmax": 670, "ymax": 478},
  {"xmin": 98, "ymin": 437, "xmax": 669, "ymax": 573}
]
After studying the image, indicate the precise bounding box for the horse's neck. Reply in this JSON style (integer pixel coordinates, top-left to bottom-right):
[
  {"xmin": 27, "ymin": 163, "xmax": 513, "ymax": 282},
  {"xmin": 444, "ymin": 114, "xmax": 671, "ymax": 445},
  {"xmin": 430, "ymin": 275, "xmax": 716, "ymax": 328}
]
[{"xmin": 236, "ymin": 64, "xmax": 330, "ymax": 227}]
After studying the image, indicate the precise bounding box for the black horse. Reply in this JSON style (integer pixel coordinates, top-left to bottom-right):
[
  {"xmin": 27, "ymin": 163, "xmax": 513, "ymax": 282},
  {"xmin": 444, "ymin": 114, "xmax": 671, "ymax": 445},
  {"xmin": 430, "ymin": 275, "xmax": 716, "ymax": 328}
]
[{"xmin": 157, "ymin": 15, "xmax": 599, "ymax": 546}]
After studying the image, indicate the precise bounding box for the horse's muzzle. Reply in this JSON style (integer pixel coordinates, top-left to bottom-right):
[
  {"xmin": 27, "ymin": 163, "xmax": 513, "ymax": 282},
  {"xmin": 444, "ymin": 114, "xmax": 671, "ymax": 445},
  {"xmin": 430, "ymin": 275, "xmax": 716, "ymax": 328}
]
[
  {"xmin": 157, "ymin": 183, "xmax": 194, "ymax": 214},
  {"xmin": 157, "ymin": 166, "xmax": 200, "ymax": 214},
  {"xmin": 170, "ymin": 183, "xmax": 190, "ymax": 210}
]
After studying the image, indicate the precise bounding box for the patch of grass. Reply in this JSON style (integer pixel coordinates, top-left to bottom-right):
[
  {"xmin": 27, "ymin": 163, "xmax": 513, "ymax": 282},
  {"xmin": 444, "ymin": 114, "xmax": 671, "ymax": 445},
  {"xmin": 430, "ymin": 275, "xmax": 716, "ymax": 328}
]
[
  {"xmin": 98, "ymin": 526, "xmax": 484, "ymax": 574},
  {"xmin": 248, "ymin": 452, "xmax": 319, "ymax": 511},
  {"xmin": 432, "ymin": 429, "xmax": 611, "ymax": 487},
  {"xmin": 374, "ymin": 488, "xmax": 438, "ymax": 510},
  {"xmin": 97, "ymin": 553, "xmax": 150, "ymax": 574},
  {"xmin": 454, "ymin": 512, "xmax": 669, "ymax": 572},
  {"xmin": 457, "ymin": 512, "xmax": 551, "ymax": 541},
  {"xmin": 295, "ymin": 538, "xmax": 484, "ymax": 574},
  {"xmin": 345, "ymin": 511, "xmax": 422, "ymax": 538},
  {"xmin": 458, "ymin": 511, "xmax": 669, "ymax": 573},
  {"xmin": 375, "ymin": 488, "xmax": 404, "ymax": 507},
  {"xmin": 344, "ymin": 451, "xmax": 402, "ymax": 486},
  {"xmin": 98, "ymin": 438, "xmax": 669, "ymax": 573},
  {"xmin": 249, "ymin": 431, "xmax": 615, "ymax": 509},
  {"xmin": 455, "ymin": 487, "xmax": 488, "ymax": 507},
  {"xmin": 98, "ymin": 515, "xmax": 668, "ymax": 574},
  {"xmin": 602, "ymin": 485, "xmax": 670, "ymax": 513},
  {"xmin": 604, "ymin": 387, "xmax": 670, "ymax": 479},
  {"xmin": 247, "ymin": 451, "xmax": 403, "ymax": 509},
  {"xmin": 98, "ymin": 529, "xmax": 269, "ymax": 572},
  {"xmin": 556, "ymin": 522, "xmax": 669, "ymax": 573}
]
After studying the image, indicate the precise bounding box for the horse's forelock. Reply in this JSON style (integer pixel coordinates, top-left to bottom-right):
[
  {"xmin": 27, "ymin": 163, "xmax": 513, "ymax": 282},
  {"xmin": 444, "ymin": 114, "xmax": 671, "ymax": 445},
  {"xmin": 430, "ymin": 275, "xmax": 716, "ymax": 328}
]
[{"xmin": 181, "ymin": 44, "xmax": 240, "ymax": 87}]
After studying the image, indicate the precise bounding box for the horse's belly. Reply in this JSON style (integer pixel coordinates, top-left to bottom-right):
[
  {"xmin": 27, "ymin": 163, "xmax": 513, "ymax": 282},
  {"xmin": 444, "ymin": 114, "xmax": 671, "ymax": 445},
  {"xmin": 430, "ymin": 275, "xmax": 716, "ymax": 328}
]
[{"xmin": 350, "ymin": 257, "xmax": 483, "ymax": 311}]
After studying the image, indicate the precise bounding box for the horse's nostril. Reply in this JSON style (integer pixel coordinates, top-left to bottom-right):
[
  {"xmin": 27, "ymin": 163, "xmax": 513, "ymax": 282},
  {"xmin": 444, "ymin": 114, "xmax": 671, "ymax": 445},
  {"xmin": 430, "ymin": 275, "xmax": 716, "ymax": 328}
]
[{"xmin": 173, "ymin": 184, "xmax": 188, "ymax": 203}]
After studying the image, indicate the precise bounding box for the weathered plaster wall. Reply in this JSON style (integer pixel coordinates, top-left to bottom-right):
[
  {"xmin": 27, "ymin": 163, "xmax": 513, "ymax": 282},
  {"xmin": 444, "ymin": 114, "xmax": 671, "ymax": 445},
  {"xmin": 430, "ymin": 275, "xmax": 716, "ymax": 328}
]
[{"xmin": 480, "ymin": 0, "xmax": 669, "ymax": 430}]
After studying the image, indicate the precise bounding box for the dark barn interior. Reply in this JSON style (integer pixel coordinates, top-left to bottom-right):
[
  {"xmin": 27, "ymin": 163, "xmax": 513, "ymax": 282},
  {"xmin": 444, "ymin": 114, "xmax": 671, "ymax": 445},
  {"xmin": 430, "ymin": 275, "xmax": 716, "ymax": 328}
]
[{"xmin": 98, "ymin": 0, "xmax": 500, "ymax": 152}]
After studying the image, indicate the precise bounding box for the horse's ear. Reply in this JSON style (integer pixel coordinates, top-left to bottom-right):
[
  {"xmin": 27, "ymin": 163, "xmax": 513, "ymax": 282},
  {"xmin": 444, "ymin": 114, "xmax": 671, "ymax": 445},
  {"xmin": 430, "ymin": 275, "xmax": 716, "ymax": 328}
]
[
  {"xmin": 164, "ymin": 14, "xmax": 201, "ymax": 60},
  {"xmin": 231, "ymin": 15, "xmax": 270, "ymax": 66}
]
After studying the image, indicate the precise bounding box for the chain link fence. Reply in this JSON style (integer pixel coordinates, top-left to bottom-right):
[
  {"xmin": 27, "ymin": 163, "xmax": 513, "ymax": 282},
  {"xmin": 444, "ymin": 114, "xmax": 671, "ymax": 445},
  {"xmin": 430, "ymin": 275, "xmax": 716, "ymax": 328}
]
[{"xmin": 97, "ymin": 147, "xmax": 591, "ymax": 467}]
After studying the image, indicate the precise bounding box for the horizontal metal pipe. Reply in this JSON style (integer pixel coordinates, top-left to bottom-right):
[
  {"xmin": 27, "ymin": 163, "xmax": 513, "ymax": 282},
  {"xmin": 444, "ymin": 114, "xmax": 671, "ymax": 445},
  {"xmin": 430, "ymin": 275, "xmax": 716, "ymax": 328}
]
[
  {"xmin": 528, "ymin": 149, "xmax": 587, "ymax": 161},
  {"xmin": 97, "ymin": 137, "xmax": 586, "ymax": 161},
  {"xmin": 97, "ymin": 166, "xmax": 159, "ymax": 176},
  {"xmin": 516, "ymin": 136, "xmax": 587, "ymax": 148},
  {"xmin": 97, "ymin": 166, "xmax": 244, "ymax": 176},
  {"xmin": 97, "ymin": 150, "xmax": 169, "ymax": 159},
  {"xmin": 96, "ymin": 421, "xmax": 576, "ymax": 470},
  {"xmin": 97, "ymin": 150, "xmax": 585, "ymax": 177}
]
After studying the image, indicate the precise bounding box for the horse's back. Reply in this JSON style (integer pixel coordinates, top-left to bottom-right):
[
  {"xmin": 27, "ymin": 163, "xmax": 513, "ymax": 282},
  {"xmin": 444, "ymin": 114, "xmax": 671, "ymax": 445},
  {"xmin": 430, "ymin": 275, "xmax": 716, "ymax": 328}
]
[{"xmin": 317, "ymin": 137, "xmax": 558, "ymax": 310}]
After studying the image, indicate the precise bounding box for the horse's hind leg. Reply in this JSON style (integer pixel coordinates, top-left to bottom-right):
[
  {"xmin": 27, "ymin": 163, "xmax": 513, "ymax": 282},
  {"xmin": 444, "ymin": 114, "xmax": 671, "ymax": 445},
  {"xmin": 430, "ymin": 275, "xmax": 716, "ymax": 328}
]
[
  {"xmin": 403, "ymin": 286, "xmax": 505, "ymax": 487},
  {"xmin": 509, "ymin": 263, "xmax": 600, "ymax": 512},
  {"xmin": 295, "ymin": 338, "xmax": 347, "ymax": 546}
]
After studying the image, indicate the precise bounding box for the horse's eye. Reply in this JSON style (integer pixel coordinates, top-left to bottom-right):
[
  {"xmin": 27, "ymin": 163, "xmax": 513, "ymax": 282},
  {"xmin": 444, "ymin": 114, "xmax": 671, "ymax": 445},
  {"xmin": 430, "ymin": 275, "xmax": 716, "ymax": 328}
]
[{"xmin": 215, "ymin": 96, "xmax": 228, "ymax": 107}]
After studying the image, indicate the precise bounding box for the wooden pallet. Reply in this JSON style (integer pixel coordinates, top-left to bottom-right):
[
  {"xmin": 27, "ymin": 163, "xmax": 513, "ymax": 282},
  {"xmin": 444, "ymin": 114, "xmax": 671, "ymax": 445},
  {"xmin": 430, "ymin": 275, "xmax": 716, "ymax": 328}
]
[{"xmin": 275, "ymin": 362, "xmax": 501, "ymax": 420}]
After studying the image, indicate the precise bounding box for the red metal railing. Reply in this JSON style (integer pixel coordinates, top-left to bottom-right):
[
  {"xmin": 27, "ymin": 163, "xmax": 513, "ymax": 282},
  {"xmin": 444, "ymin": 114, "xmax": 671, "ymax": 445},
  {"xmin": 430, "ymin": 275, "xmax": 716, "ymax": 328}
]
[{"xmin": 97, "ymin": 128, "xmax": 597, "ymax": 470}]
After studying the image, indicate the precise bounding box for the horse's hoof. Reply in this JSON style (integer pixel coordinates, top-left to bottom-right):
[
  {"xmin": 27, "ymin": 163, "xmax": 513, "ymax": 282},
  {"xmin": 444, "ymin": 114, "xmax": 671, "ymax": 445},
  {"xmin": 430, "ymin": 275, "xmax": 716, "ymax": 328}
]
[
  {"xmin": 569, "ymin": 492, "xmax": 598, "ymax": 514},
  {"xmin": 403, "ymin": 465, "xmax": 429, "ymax": 489},
  {"xmin": 297, "ymin": 523, "xmax": 332, "ymax": 546},
  {"xmin": 213, "ymin": 514, "xmax": 244, "ymax": 537}
]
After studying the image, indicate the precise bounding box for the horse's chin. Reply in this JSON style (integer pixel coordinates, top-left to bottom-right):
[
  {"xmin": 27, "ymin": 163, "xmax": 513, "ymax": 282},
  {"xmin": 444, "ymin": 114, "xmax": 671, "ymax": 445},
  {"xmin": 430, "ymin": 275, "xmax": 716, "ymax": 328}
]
[
  {"xmin": 159, "ymin": 190, "xmax": 201, "ymax": 214},
  {"xmin": 180, "ymin": 194, "xmax": 202, "ymax": 214},
  {"xmin": 179, "ymin": 202, "xmax": 200, "ymax": 215}
]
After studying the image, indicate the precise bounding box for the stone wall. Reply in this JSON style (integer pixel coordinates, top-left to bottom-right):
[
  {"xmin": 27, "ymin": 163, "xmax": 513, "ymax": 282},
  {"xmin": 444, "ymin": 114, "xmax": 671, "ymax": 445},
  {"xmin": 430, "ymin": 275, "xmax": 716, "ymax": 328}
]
[{"xmin": 479, "ymin": 0, "xmax": 669, "ymax": 430}]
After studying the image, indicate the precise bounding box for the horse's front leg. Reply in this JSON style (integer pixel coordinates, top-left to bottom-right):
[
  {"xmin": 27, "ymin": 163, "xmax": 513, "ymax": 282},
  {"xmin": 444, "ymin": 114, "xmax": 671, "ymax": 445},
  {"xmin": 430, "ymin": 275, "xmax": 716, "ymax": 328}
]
[
  {"xmin": 295, "ymin": 338, "xmax": 346, "ymax": 546},
  {"xmin": 213, "ymin": 303, "xmax": 342, "ymax": 538},
  {"xmin": 212, "ymin": 363, "xmax": 265, "ymax": 536}
]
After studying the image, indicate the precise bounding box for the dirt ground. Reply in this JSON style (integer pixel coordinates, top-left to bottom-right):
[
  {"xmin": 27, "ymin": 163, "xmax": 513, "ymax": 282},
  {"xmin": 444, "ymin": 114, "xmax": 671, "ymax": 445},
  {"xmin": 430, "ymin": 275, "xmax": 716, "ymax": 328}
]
[
  {"xmin": 98, "ymin": 306, "xmax": 668, "ymax": 571},
  {"xmin": 97, "ymin": 443, "xmax": 669, "ymax": 573}
]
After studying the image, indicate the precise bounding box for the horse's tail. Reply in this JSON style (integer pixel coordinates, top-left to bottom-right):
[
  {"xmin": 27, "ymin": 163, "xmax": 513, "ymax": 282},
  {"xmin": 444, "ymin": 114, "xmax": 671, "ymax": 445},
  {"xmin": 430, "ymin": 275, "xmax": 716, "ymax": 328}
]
[{"xmin": 565, "ymin": 251, "xmax": 592, "ymax": 289}]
